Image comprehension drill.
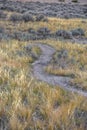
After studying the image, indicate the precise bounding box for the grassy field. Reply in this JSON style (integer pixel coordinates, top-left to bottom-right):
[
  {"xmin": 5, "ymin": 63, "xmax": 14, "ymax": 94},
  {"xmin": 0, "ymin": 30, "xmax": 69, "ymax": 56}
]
[{"xmin": 0, "ymin": 10, "xmax": 87, "ymax": 130}]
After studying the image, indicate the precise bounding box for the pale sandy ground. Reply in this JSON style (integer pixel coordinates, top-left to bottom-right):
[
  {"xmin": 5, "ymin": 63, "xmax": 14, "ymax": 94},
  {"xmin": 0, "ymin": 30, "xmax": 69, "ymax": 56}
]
[{"xmin": 13, "ymin": 0, "xmax": 87, "ymax": 4}]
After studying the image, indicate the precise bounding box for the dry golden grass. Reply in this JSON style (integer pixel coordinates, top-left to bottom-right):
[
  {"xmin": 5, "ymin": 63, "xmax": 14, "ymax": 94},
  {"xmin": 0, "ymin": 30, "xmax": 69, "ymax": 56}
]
[
  {"xmin": 0, "ymin": 13, "xmax": 87, "ymax": 130},
  {"xmin": 0, "ymin": 16, "xmax": 87, "ymax": 36}
]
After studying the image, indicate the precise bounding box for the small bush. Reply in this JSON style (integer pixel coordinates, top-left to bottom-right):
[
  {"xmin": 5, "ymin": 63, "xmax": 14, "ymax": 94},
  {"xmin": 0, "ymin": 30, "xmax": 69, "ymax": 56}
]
[
  {"xmin": 0, "ymin": 11, "xmax": 7, "ymax": 19},
  {"xmin": 0, "ymin": 33, "xmax": 10, "ymax": 40},
  {"xmin": 36, "ymin": 14, "xmax": 48, "ymax": 22},
  {"xmin": 0, "ymin": 27, "xmax": 5, "ymax": 33},
  {"xmin": 37, "ymin": 27, "xmax": 50, "ymax": 35},
  {"xmin": 56, "ymin": 30, "xmax": 73, "ymax": 39},
  {"xmin": 22, "ymin": 13, "xmax": 34, "ymax": 22},
  {"xmin": 13, "ymin": 31, "xmax": 38, "ymax": 41},
  {"xmin": 0, "ymin": 27, "xmax": 9, "ymax": 40},
  {"xmin": 9, "ymin": 13, "xmax": 22, "ymax": 22},
  {"xmin": 71, "ymin": 28, "xmax": 85, "ymax": 36},
  {"xmin": 28, "ymin": 28, "xmax": 36, "ymax": 34},
  {"xmin": 57, "ymin": 49, "xmax": 69, "ymax": 59},
  {"xmin": 13, "ymin": 31, "xmax": 29, "ymax": 41}
]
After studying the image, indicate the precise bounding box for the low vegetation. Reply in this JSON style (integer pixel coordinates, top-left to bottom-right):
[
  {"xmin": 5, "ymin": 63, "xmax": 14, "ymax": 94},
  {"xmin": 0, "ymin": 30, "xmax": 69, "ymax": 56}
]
[
  {"xmin": 45, "ymin": 41, "xmax": 87, "ymax": 91},
  {"xmin": 0, "ymin": 0, "xmax": 87, "ymax": 130}
]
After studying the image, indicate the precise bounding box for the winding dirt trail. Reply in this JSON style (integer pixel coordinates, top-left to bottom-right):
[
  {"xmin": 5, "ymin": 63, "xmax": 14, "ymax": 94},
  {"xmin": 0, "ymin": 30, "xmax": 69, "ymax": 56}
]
[{"xmin": 30, "ymin": 43, "xmax": 87, "ymax": 97}]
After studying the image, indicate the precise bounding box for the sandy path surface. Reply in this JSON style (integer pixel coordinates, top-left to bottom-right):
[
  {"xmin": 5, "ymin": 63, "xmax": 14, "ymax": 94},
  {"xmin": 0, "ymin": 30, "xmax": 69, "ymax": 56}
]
[{"xmin": 27, "ymin": 43, "xmax": 87, "ymax": 97}]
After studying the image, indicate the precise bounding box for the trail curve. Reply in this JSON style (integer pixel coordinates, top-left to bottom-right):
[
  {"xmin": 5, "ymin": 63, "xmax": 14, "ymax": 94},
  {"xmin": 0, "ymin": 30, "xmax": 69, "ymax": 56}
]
[{"xmin": 29, "ymin": 43, "xmax": 87, "ymax": 97}]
